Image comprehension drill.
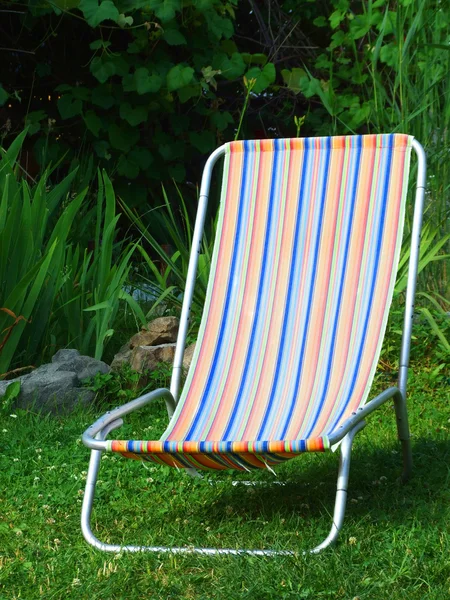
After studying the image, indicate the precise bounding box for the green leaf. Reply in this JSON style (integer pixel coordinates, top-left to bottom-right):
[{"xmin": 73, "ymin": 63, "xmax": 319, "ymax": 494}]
[
  {"xmin": 246, "ymin": 63, "xmax": 276, "ymax": 93},
  {"xmin": 57, "ymin": 95, "xmax": 82, "ymax": 119},
  {"xmin": 210, "ymin": 110, "xmax": 234, "ymax": 131},
  {"xmin": 92, "ymin": 85, "xmax": 115, "ymax": 108},
  {"xmin": 204, "ymin": 9, "xmax": 234, "ymax": 39},
  {"xmin": 418, "ymin": 308, "xmax": 450, "ymax": 352},
  {"xmin": 163, "ymin": 28, "xmax": 187, "ymax": 45},
  {"xmin": 119, "ymin": 290, "xmax": 146, "ymax": 325},
  {"xmin": 71, "ymin": 86, "xmax": 91, "ymax": 101},
  {"xmin": 50, "ymin": 0, "xmax": 79, "ymax": 9},
  {"xmin": 4, "ymin": 381, "xmax": 21, "ymax": 401},
  {"xmin": 177, "ymin": 84, "xmax": 200, "ymax": 103},
  {"xmin": 90, "ymin": 39, "xmax": 111, "ymax": 50},
  {"xmin": 1, "ymin": 381, "xmax": 21, "ymax": 413},
  {"xmin": 117, "ymin": 155, "xmax": 139, "ymax": 179},
  {"xmin": 329, "ymin": 9, "xmax": 346, "ymax": 29},
  {"xmin": 167, "ymin": 65, "xmax": 195, "ymax": 91},
  {"xmin": 313, "ymin": 16, "xmax": 328, "ymax": 27},
  {"xmin": 24, "ymin": 111, "xmax": 47, "ymax": 135},
  {"xmin": 220, "ymin": 39, "xmax": 238, "ymax": 54},
  {"xmin": 108, "ymin": 124, "xmax": 139, "ymax": 152},
  {"xmin": 195, "ymin": 0, "xmax": 217, "ymax": 11},
  {"xmin": 117, "ymin": 13, "xmax": 133, "ymax": 27},
  {"xmin": 120, "ymin": 102, "xmax": 148, "ymax": 126},
  {"xmin": 217, "ymin": 52, "xmax": 246, "ymax": 79},
  {"xmin": 134, "ymin": 67, "xmax": 162, "ymax": 95},
  {"xmin": 189, "ymin": 131, "xmax": 215, "ymax": 153},
  {"xmin": 116, "ymin": 150, "xmax": 152, "ymax": 180},
  {"xmin": 349, "ymin": 14, "xmax": 372, "ymax": 39},
  {"xmin": 109, "ymin": 57, "xmax": 129, "ymax": 78},
  {"xmin": 128, "ymin": 147, "xmax": 153, "ymax": 169},
  {"xmin": 2, "ymin": 129, "xmax": 27, "ymax": 166},
  {"xmin": 83, "ymin": 110, "xmax": 102, "ymax": 136},
  {"xmin": 127, "ymin": 41, "xmax": 141, "ymax": 54},
  {"xmin": 281, "ymin": 67, "xmax": 308, "ymax": 94},
  {"xmin": 90, "ymin": 57, "xmax": 116, "ymax": 84},
  {"xmin": 245, "ymin": 53, "xmax": 267, "ymax": 66},
  {"xmin": 380, "ymin": 43, "xmax": 398, "ymax": 67},
  {"xmin": 0, "ymin": 85, "xmax": 8, "ymax": 106},
  {"xmin": 79, "ymin": 0, "xmax": 119, "ymax": 27},
  {"xmin": 84, "ymin": 300, "xmax": 112, "ymax": 312},
  {"xmin": 148, "ymin": 0, "xmax": 181, "ymax": 22},
  {"xmin": 93, "ymin": 140, "xmax": 111, "ymax": 159}
]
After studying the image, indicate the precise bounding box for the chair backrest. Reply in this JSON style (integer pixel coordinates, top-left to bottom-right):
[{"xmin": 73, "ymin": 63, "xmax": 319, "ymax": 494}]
[{"xmin": 164, "ymin": 135, "xmax": 413, "ymax": 444}]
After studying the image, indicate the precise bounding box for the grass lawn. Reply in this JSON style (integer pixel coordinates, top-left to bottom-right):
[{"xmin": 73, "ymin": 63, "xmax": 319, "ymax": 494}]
[{"xmin": 1, "ymin": 360, "xmax": 449, "ymax": 599}]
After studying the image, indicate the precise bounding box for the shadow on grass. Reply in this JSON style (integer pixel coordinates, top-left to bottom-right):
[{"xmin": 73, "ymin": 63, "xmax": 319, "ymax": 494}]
[{"xmin": 187, "ymin": 438, "xmax": 450, "ymax": 525}]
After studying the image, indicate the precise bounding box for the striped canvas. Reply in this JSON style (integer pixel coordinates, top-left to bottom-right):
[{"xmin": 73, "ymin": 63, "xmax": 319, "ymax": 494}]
[{"xmin": 110, "ymin": 134, "xmax": 413, "ymax": 470}]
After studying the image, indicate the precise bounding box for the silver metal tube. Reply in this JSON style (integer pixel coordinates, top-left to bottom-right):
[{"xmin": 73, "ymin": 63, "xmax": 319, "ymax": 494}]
[
  {"xmin": 311, "ymin": 420, "xmax": 366, "ymax": 554},
  {"xmin": 328, "ymin": 387, "xmax": 400, "ymax": 446},
  {"xmin": 81, "ymin": 388, "xmax": 176, "ymax": 451},
  {"xmin": 81, "ymin": 421, "xmax": 124, "ymax": 548},
  {"xmin": 170, "ymin": 145, "xmax": 227, "ymax": 402},
  {"xmin": 398, "ymin": 139, "xmax": 427, "ymax": 397}
]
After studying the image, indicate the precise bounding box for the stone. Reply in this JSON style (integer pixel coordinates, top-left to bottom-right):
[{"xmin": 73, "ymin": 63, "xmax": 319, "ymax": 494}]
[
  {"xmin": 183, "ymin": 342, "xmax": 196, "ymax": 371},
  {"xmin": 110, "ymin": 344, "xmax": 133, "ymax": 371},
  {"xmin": 129, "ymin": 316, "xmax": 179, "ymax": 348},
  {"xmin": 52, "ymin": 349, "xmax": 110, "ymax": 380},
  {"xmin": 130, "ymin": 343, "xmax": 176, "ymax": 373},
  {"xmin": 0, "ymin": 349, "xmax": 110, "ymax": 413}
]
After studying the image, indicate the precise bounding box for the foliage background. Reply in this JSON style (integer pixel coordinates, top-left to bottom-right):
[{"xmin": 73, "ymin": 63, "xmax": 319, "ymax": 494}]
[
  {"xmin": 0, "ymin": 0, "xmax": 449, "ymax": 370},
  {"xmin": 1, "ymin": 0, "xmax": 449, "ymax": 211}
]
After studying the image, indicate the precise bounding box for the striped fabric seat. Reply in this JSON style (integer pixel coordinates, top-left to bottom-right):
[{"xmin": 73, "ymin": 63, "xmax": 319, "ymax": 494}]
[{"xmin": 110, "ymin": 134, "xmax": 413, "ymax": 470}]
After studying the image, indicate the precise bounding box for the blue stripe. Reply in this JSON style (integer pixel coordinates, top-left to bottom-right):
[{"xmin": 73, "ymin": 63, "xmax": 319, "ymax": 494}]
[
  {"xmin": 278, "ymin": 137, "xmax": 332, "ymax": 439},
  {"xmin": 255, "ymin": 141, "xmax": 310, "ymax": 437},
  {"xmin": 329, "ymin": 136, "xmax": 394, "ymax": 431},
  {"xmin": 185, "ymin": 144, "xmax": 252, "ymax": 439},
  {"xmin": 222, "ymin": 140, "xmax": 283, "ymax": 439},
  {"xmin": 303, "ymin": 138, "xmax": 362, "ymax": 438}
]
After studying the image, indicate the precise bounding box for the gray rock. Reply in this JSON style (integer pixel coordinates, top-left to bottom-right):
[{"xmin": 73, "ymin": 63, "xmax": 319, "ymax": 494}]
[
  {"xmin": 130, "ymin": 343, "xmax": 176, "ymax": 373},
  {"xmin": 52, "ymin": 349, "xmax": 109, "ymax": 380},
  {"xmin": 0, "ymin": 349, "xmax": 109, "ymax": 413}
]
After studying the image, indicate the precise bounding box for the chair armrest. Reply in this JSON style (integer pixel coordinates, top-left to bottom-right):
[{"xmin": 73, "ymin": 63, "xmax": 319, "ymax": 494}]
[
  {"xmin": 328, "ymin": 387, "xmax": 402, "ymax": 446},
  {"xmin": 82, "ymin": 388, "xmax": 176, "ymax": 451}
]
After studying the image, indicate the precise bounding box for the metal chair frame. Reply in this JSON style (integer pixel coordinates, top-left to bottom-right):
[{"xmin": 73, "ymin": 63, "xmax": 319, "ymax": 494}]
[{"xmin": 81, "ymin": 138, "xmax": 426, "ymax": 555}]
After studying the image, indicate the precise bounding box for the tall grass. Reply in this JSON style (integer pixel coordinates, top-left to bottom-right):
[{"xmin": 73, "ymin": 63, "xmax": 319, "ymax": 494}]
[
  {"xmin": 120, "ymin": 183, "xmax": 215, "ymax": 322},
  {"xmin": 0, "ymin": 132, "xmax": 86, "ymax": 375},
  {"xmin": 304, "ymin": 0, "xmax": 450, "ymax": 296},
  {"xmin": 0, "ymin": 132, "xmax": 145, "ymax": 376},
  {"xmin": 54, "ymin": 171, "xmax": 146, "ymax": 360}
]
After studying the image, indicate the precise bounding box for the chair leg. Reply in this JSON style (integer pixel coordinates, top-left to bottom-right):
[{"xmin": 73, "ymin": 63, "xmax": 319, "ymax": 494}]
[
  {"xmin": 81, "ymin": 419, "xmax": 129, "ymax": 552},
  {"xmin": 81, "ymin": 443, "xmax": 292, "ymax": 555},
  {"xmin": 393, "ymin": 389, "xmax": 413, "ymax": 482},
  {"xmin": 309, "ymin": 420, "xmax": 366, "ymax": 554}
]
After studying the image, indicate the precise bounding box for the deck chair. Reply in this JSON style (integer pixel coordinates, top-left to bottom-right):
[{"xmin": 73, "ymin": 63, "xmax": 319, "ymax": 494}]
[{"xmin": 82, "ymin": 134, "xmax": 426, "ymax": 555}]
